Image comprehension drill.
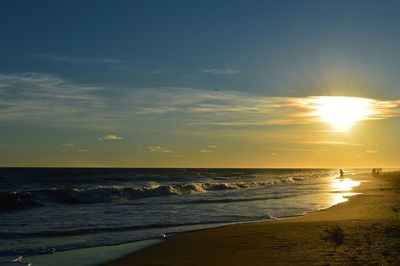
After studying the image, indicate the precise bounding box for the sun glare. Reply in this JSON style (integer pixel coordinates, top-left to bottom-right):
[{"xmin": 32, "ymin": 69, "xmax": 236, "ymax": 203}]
[
  {"xmin": 331, "ymin": 178, "xmax": 361, "ymax": 192},
  {"xmin": 311, "ymin": 96, "xmax": 372, "ymax": 131}
]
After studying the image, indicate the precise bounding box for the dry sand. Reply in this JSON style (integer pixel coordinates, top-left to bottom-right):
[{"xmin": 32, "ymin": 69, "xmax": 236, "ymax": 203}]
[{"xmin": 106, "ymin": 172, "xmax": 400, "ymax": 266}]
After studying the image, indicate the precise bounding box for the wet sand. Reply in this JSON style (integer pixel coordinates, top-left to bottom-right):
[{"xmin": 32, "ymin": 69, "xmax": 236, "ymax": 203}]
[{"xmin": 107, "ymin": 172, "xmax": 400, "ymax": 266}]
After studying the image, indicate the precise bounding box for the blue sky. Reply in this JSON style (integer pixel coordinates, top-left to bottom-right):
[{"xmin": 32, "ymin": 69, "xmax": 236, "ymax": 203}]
[{"xmin": 1, "ymin": 1, "xmax": 399, "ymax": 167}]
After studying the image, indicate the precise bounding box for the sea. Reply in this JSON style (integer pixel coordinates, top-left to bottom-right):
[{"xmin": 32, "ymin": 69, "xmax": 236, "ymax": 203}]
[{"xmin": 0, "ymin": 168, "xmax": 367, "ymax": 265}]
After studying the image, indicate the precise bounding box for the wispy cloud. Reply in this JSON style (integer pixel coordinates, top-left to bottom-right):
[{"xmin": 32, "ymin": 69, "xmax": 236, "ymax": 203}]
[
  {"xmin": 138, "ymin": 146, "xmax": 172, "ymax": 153},
  {"xmin": 97, "ymin": 134, "xmax": 124, "ymax": 141},
  {"xmin": 199, "ymin": 149, "xmax": 213, "ymax": 153},
  {"xmin": 264, "ymin": 147, "xmax": 329, "ymax": 152},
  {"xmin": 34, "ymin": 53, "xmax": 124, "ymax": 64},
  {"xmin": 300, "ymin": 141, "xmax": 364, "ymax": 146},
  {"xmin": 365, "ymin": 150, "xmax": 378, "ymax": 153},
  {"xmin": 1, "ymin": 72, "xmax": 399, "ymax": 132},
  {"xmin": 199, "ymin": 144, "xmax": 218, "ymax": 153},
  {"xmin": 200, "ymin": 68, "xmax": 240, "ymax": 75},
  {"xmin": 0, "ymin": 72, "xmax": 105, "ymax": 124},
  {"xmin": 61, "ymin": 143, "xmax": 89, "ymax": 152},
  {"xmin": 109, "ymin": 65, "xmax": 176, "ymax": 75},
  {"xmin": 61, "ymin": 144, "xmax": 75, "ymax": 147}
]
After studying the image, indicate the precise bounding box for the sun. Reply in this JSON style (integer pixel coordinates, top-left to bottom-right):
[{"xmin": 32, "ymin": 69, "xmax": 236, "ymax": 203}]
[{"xmin": 311, "ymin": 96, "xmax": 372, "ymax": 131}]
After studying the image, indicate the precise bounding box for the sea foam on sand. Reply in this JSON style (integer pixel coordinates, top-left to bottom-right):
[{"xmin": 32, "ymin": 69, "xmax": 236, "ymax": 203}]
[{"xmin": 25, "ymin": 239, "xmax": 162, "ymax": 266}]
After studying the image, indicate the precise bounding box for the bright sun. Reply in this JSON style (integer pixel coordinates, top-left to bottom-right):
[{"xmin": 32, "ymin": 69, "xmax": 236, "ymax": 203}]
[{"xmin": 311, "ymin": 96, "xmax": 372, "ymax": 131}]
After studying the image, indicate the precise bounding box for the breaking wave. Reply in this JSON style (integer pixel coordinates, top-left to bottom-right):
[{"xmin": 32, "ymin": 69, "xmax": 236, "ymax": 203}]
[{"xmin": 0, "ymin": 176, "xmax": 304, "ymax": 212}]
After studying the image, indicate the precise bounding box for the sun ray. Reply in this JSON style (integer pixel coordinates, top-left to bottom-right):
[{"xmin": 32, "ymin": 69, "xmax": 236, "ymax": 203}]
[{"xmin": 307, "ymin": 96, "xmax": 373, "ymax": 131}]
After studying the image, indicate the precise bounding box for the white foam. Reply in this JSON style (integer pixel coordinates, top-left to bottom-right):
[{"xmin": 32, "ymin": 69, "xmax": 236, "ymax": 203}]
[{"xmin": 26, "ymin": 239, "xmax": 162, "ymax": 266}]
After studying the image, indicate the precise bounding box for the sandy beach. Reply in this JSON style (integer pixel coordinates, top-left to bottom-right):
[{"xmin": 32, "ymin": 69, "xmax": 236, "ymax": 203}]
[
  {"xmin": 3, "ymin": 2, "xmax": 400, "ymax": 266},
  {"xmin": 107, "ymin": 172, "xmax": 400, "ymax": 266}
]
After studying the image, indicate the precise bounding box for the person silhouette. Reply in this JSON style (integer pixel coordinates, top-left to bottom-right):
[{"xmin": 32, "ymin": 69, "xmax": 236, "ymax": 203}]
[{"xmin": 339, "ymin": 169, "xmax": 344, "ymax": 179}]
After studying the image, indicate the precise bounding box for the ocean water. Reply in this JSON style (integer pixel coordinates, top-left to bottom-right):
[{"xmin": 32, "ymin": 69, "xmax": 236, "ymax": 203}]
[{"xmin": 0, "ymin": 168, "xmax": 365, "ymax": 265}]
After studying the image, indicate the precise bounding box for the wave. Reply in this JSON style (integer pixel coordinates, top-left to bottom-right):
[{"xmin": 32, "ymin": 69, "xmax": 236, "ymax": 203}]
[
  {"xmin": 0, "ymin": 176, "xmax": 304, "ymax": 213},
  {"xmin": 0, "ymin": 222, "xmax": 207, "ymax": 239},
  {"xmin": 0, "ymin": 214, "xmax": 277, "ymax": 239},
  {"xmin": 0, "ymin": 191, "xmax": 40, "ymax": 212},
  {"xmin": 0, "ymin": 213, "xmax": 278, "ymax": 258},
  {"xmin": 182, "ymin": 194, "xmax": 296, "ymax": 205}
]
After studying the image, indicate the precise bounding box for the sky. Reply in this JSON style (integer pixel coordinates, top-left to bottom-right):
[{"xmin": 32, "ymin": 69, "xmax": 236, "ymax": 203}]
[{"xmin": 0, "ymin": 0, "xmax": 399, "ymax": 167}]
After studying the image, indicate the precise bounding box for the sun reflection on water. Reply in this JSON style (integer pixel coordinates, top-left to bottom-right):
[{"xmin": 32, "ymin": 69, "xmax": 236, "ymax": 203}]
[
  {"xmin": 330, "ymin": 177, "xmax": 361, "ymax": 205},
  {"xmin": 332, "ymin": 178, "xmax": 361, "ymax": 192}
]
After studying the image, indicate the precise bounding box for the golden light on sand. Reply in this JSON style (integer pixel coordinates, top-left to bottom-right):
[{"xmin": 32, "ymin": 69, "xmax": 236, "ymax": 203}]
[{"xmin": 312, "ymin": 96, "xmax": 372, "ymax": 131}]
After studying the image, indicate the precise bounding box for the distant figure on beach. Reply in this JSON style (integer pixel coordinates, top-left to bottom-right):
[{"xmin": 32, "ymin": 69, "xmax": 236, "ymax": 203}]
[
  {"xmin": 372, "ymin": 168, "xmax": 383, "ymax": 177},
  {"xmin": 339, "ymin": 169, "xmax": 344, "ymax": 179}
]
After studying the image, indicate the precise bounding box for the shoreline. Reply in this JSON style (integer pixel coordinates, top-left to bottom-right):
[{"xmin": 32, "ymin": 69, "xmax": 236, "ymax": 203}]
[{"xmin": 106, "ymin": 172, "xmax": 400, "ymax": 265}]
